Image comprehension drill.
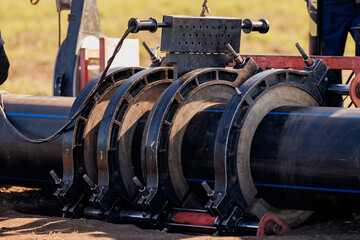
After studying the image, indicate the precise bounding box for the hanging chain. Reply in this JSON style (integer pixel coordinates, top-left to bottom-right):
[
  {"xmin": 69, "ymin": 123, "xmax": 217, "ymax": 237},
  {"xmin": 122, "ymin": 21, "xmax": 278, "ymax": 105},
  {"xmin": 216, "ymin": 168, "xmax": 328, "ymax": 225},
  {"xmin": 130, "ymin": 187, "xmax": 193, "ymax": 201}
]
[
  {"xmin": 200, "ymin": 0, "xmax": 211, "ymax": 17},
  {"xmin": 30, "ymin": 0, "xmax": 40, "ymax": 5}
]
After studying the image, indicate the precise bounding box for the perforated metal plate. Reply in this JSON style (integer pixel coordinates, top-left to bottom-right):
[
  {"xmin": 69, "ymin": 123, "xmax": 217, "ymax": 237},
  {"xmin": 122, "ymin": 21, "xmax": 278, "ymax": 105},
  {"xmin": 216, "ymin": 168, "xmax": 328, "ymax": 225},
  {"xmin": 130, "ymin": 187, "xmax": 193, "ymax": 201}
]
[{"xmin": 161, "ymin": 15, "xmax": 242, "ymax": 53}]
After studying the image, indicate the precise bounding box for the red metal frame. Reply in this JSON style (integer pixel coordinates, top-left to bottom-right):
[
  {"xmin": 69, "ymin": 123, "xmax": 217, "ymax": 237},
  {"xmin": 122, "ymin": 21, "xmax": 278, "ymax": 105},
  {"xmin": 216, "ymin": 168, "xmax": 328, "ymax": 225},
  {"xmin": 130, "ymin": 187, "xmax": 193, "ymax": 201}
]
[
  {"xmin": 230, "ymin": 55, "xmax": 360, "ymax": 107},
  {"xmin": 230, "ymin": 55, "xmax": 360, "ymax": 74},
  {"xmin": 79, "ymin": 48, "xmax": 100, "ymax": 90},
  {"xmin": 256, "ymin": 212, "xmax": 291, "ymax": 236},
  {"xmin": 79, "ymin": 37, "xmax": 121, "ymax": 92},
  {"xmin": 349, "ymin": 73, "xmax": 360, "ymax": 107},
  {"xmin": 99, "ymin": 37, "xmax": 106, "ymax": 72}
]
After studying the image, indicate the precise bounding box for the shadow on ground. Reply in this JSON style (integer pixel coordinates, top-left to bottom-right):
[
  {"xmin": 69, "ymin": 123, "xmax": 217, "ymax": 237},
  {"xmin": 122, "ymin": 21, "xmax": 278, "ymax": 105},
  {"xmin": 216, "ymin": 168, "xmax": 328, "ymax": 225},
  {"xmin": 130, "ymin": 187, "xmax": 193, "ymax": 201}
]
[{"xmin": 0, "ymin": 185, "xmax": 359, "ymax": 240}]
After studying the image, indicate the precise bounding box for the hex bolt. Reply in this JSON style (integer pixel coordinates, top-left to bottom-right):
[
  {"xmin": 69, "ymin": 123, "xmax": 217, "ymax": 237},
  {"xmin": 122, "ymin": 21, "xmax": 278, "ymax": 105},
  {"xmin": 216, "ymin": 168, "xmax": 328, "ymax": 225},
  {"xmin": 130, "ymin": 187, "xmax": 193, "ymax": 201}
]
[
  {"xmin": 133, "ymin": 176, "xmax": 145, "ymax": 190},
  {"xmin": 264, "ymin": 220, "xmax": 282, "ymax": 235},
  {"xmin": 356, "ymin": 82, "xmax": 360, "ymax": 99},
  {"xmin": 142, "ymin": 41, "xmax": 161, "ymax": 63},
  {"xmin": 50, "ymin": 170, "xmax": 66, "ymax": 190},
  {"xmin": 225, "ymin": 43, "xmax": 238, "ymax": 57},
  {"xmin": 133, "ymin": 176, "xmax": 150, "ymax": 198},
  {"xmin": 295, "ymin": 43, "xmax": 313, "ymax": 67},
  {"xmin": 83, "ymin": 174, "xmax": 101, "ymax": 196},
  {"xmin": 226, "ymin": 43, "xmax": 244, "ymax": 65},
  {"xmin": 235, "ymin": 87, "xmax": 242, "ymax": 96},
  {"xmin": 202, "ymin": 181, "xmax": 218, "ymax": 201}
]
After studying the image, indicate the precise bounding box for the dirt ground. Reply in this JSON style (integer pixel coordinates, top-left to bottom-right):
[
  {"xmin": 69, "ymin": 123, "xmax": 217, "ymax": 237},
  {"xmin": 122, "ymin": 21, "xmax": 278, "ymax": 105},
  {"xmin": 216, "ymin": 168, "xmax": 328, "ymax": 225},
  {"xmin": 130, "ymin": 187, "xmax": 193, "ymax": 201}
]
[{"xmin": 0, "ymin": 185, "xmax": 360, "ymax": 240}]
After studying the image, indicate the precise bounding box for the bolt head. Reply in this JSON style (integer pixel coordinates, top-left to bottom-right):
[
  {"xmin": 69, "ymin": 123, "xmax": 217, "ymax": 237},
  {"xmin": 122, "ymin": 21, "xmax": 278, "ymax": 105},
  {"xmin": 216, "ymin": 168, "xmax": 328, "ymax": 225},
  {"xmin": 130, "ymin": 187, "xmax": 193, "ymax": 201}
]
[{"xmin": 356, "ymin": 83, "xmax": 360, "ymax": 98}]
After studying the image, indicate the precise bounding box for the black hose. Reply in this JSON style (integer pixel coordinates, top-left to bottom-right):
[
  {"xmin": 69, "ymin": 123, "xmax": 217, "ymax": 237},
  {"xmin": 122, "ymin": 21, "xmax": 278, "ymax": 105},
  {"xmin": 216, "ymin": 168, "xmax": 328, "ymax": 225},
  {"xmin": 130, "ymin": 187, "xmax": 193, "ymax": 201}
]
[{"xmin": 0, "ymin": 25, "xmax": 136, "ymax": 144}]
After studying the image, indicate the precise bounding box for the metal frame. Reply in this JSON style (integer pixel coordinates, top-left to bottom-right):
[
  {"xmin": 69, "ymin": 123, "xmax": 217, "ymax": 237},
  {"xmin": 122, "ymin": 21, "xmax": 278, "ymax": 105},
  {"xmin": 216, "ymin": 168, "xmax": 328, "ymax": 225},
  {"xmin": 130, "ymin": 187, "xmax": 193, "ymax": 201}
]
[
  {"xmin": 94, "ymin": 67, "xmax": 173, "ymax": 216},
  {"xmin": 56, "ymin": 67, "xmax": 141, "ymax": 217},
  {"xmin": 53, "ymin": 0, "xmax": 102, "ymax": 97},
  {"xmin": 209, "ymin": 59, "xmax": 335, "ymax": 229},
  {"xmin": 140, "ymin": 59, "xmax": 261, "ymax": 216}
]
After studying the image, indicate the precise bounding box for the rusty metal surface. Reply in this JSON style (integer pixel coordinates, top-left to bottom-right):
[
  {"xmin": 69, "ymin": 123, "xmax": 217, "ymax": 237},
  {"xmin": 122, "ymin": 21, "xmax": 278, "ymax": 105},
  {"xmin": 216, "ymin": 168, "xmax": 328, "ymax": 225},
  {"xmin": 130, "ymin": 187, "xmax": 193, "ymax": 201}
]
[
  {"xmin": 349, "ymin": 73, "xmax": 360, "ymax": 107},
  {"xmin": 256, "ymin": 213, "xmax": 291, "ymax": 236},
  {"xmin": 231, "ymin": 55, "xmax": 360, "ymax": 74}
]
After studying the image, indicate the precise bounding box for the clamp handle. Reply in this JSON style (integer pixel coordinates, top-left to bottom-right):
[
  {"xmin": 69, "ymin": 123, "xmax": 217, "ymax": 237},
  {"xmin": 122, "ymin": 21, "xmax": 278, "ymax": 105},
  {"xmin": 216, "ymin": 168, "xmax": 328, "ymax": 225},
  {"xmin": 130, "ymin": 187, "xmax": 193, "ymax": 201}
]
[
  {"xmin": 142, "ymin": 41, "xmax": 161, "ymax": 63},
  {"xmin": 295, "ymin": 42, "xmax": 314, "ymax": 67},
  {"xmin": 50, "ymin": 170, "xmax": 67, "ymax": 190},
  {"xmin": 242, "ymin": 19, "xmax": 270, "ymax": 34},
  {"xmin": 128, "ymin": 18, "xmax": 169, "ymax": 33}
]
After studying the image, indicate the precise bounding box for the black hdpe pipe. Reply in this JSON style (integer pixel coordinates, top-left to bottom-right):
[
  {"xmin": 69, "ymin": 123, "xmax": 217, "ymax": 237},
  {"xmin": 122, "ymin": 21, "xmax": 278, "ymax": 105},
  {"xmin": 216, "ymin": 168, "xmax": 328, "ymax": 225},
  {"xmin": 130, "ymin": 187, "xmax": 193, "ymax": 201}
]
[
  {"xmin": 182, "ymin": 105, "xmax": 360, "ymax": 212},
  {"xmin": 251, "ymin": 106, "xmax": 360, "ymax": 212},
  {"xmin": 181, "ymin": 106, "xmax": 224, "ymax": 203},
  {"xmin": 0, "ymin": 94, "xmax": 74, "ymax": 184},
  {"xmin": 1, "ymin": 93, "xmax": 360, "ymax": 213}
]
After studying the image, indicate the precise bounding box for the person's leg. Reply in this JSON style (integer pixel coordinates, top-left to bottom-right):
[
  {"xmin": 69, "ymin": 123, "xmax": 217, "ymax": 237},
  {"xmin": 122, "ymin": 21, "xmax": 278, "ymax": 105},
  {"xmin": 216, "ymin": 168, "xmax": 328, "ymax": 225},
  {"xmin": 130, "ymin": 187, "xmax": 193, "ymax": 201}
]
[
  {"xmin": 322, "ymin": 10, "xmax": 350, "ymax": 106},
  {"xmin": 322, "ymin": 10, "xmax": 349, "ymax": 56},
  {"xmin": 349, "ymin": 7, "xmax": 360, "ymax": 40}
]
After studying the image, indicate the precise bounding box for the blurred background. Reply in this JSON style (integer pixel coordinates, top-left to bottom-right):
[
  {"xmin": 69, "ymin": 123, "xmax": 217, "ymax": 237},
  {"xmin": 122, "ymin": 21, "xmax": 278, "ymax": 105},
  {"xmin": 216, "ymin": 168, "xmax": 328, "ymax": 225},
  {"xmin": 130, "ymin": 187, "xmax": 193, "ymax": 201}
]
[{"xmin": 0, "ymin": 0, "xmax": 356, "ymax": 95}]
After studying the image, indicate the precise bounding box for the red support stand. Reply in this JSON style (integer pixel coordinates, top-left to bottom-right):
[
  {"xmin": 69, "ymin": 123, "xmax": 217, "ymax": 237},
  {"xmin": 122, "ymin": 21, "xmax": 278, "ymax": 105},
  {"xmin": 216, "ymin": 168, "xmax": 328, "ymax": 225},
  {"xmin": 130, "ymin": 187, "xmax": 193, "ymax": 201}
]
[{"xmin": 256, "ymin": 212, "xmax": 291, "ymax": 236}]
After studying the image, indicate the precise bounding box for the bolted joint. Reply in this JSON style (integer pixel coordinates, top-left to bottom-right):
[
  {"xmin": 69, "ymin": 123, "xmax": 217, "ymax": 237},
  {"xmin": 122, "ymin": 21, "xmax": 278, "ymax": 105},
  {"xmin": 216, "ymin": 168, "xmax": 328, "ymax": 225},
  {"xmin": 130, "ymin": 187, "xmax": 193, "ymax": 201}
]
[
  {"xmin": 226, "ymin": 43, "xmax": 244, "ymax": 66},
  {"xmin": 142, "ymin": 41, "xmax": 161, "ymax": 64},
  {"xmin": 234, "ymin": 56, "xmax": 243, "ymax": 65},
  {"xmin": 295, "ymin": 42, "xmax": 314, "ymax": 67},
  {"xmin": 50, "ymin": 170, "xmax": 67, "ymax": 190},
  {"xmin": 264, "ymin": 220, "xmax": 282, "ymax": 235},
  {"xmin": 133, "ymin": 176, "xmax": 150, "ymax": 198},
  {"xmin": 202, "ymin": 181, "xmax": 218, "ymax": 201},
  {"xmin": 83, "ymin": 174, "xmax": 101, "ymax": 196},
  {"xmin": 304, "ymin": 58, "xmax": 314, "ymax": 67}
]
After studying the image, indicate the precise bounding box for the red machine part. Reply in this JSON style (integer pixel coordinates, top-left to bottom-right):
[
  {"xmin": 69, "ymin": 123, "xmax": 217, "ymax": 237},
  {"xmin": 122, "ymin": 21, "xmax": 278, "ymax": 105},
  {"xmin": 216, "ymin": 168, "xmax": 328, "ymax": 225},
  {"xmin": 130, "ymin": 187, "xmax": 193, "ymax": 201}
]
[
  {"xmin": 256, "ymin": 212, "xmax": 291, "ymax": 236},
  {"xmin": 238, "ymin": 55, "xmax": 360, "ymax": 74},
  {"xmin": 79, "ymin": 48, "xmax": 101, "ymax": 90},
  {"xmin": 349, "ymin": 73, "xmax": 360, "ymax": 107},
  {"xmin": 172, "ymin": 212, "xmax": 217, "ymax": 227},
  {"xmin": 231, "ymin": 55, "xmax": 360, "ymax": 107}
]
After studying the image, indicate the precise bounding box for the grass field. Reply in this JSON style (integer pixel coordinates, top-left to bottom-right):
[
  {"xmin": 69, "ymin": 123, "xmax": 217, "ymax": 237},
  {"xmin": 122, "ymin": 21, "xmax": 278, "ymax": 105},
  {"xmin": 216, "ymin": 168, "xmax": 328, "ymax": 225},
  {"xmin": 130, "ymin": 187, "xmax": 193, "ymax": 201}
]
[{"xmin": 0, "ymin": 0, "xmax": 356, "ymax": 95}]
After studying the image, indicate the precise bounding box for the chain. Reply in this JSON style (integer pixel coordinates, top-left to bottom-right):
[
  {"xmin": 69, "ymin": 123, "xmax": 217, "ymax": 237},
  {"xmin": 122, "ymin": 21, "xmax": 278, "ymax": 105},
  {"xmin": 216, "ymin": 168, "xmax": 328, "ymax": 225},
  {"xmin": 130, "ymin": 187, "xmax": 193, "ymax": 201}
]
[
  {"xmin": 30, "ymin": 0, "xmax": 40, "ymax": 5},
  {"xmin": 200, "ymin": 0, "xmax": 211, "ymax": 17}
]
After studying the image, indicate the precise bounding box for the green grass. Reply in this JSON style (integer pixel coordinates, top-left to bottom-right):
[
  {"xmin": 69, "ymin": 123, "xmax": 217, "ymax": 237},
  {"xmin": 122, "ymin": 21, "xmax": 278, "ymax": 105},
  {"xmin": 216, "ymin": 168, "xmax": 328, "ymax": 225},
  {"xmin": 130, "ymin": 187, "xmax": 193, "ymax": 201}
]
[{"xmin": 0, "ymin": 0, "xmax": 356, "ymax": 95}]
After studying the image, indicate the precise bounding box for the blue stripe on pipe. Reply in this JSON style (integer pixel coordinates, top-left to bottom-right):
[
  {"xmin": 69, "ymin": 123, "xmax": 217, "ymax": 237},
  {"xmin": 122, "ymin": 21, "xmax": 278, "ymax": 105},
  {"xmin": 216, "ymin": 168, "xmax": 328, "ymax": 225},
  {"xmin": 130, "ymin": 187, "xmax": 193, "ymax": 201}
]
[
  {"xmin": 7, "ymin": 111, "xmax": 360, "ymax": 119},
  {"xmin": 185, "ymin": 178, "xmax": 215, "ymax": 183},
  {"xmin": 137, "ymin": 110, "xmax": 225, "ymax": 123},
  {"xmin": 254, "ymin": 183, "xmax": 360, "ymax": 194},
  {"xmin": 200, "ymin": 110, "xmax": 225, "ymax": 113},
  {"xmin": 184, "ymin": 180, "xmax": 360, "ymax": 194},
  {"xmin": 0, "ymin": 175, "xmax": 54, "ymax": 183},
  {"xmin": 4, "ymin": 112, "xmax": 68, "ymax": 119},
  {"xmin": 268, "ymin": 112, "xmax": 360, "ymax": 118},
  {"xmin": 137, "ymin": 111, "xmax": 360, "ymax": 127}
]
